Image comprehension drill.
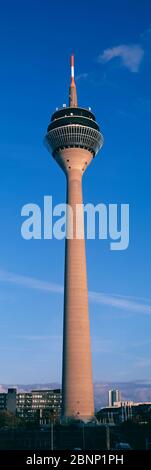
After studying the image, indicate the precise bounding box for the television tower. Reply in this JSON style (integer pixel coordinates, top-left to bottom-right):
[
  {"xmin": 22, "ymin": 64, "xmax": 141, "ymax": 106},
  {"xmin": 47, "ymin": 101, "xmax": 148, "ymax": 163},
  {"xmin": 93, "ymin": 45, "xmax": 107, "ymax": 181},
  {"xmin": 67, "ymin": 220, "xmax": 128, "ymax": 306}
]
[{"xmin": 45, "ymin": 55, "xmax": 103, "ymax": 422}]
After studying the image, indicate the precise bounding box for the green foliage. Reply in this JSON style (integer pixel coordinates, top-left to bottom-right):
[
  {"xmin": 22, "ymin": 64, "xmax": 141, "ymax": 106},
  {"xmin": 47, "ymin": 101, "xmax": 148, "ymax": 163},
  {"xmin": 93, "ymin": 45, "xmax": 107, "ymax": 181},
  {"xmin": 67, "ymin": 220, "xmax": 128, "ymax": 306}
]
[{"xmin": 0, "ymin": 411, "xmax": 23, "ymax": 429}]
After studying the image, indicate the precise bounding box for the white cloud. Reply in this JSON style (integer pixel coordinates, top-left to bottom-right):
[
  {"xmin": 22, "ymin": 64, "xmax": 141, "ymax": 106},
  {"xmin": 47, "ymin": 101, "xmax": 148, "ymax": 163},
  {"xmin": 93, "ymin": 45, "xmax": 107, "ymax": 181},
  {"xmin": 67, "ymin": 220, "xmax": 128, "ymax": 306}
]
[
  {"xmin": 140, "ymin": 26, "xmax": 151, "ymax": 39},
  {"xmin": 16, "ymin": 335, "xmax": 61, "ymax": 341},
  {"xmin": 91, "ymin": 338, "xmax": 114, "ymax": 354},
  {"xmin": 133, "ymin": 357, "xmax": 151, "ymax": 369},
  {"xmin": 76, "ymin": 73, "xmax": 88, "ymax": 81},
  {"xmin": 89, "ymin": 291, "xmax": 151, "ymax": 315},
  {"xmin": 0, "ymin": 269, "xmax": 63, "ymax": 294},
  {"xmin": 0, "ymin": 268, "xmax": 151, "ymax": 316},
  {"xmin": 98, "ymin": 44, "xmax": 144, "ymax": 72}
]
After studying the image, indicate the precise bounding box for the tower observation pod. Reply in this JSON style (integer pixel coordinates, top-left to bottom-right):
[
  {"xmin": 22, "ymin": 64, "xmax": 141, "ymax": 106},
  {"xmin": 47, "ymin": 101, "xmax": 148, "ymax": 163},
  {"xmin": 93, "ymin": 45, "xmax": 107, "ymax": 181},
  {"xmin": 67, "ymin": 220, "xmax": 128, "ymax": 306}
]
[{"xmin": 45, "ymin": 55, "xmax": 103, "ymax": 422}]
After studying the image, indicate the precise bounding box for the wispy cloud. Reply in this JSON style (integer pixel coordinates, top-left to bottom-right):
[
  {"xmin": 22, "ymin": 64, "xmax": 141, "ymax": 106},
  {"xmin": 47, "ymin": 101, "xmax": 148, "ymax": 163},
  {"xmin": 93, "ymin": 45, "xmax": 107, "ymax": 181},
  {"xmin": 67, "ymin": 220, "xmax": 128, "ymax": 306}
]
[
  {"xmin": 91, "ymin": 338, "xmax": 113, "ymax": 354},
  {"xmin": 76, "ymin": 73, "xmax": 88, "ymax": 81},
  {"xmin": 0, "ymin": 268, "xmax": 151, "ymax": 316},
  {"xmin": 129, "ymin": 338, "xmax": 151, "ymax": 348},
  {"xmin": 98, "ymin": 44, "xmax": 144, "ymax": 72},
  {"xmin": 140, "ymin": 26, "xmax": 151, "ymax": 40},
  {"xmin": 0, "ymin": 269, "xmax": 63, "ymax": 294},
  {"xmin": 89, "ymin": 291, "xmax": 151, "ymax": 315},
  {"xmin": 16, "ymin": 335, "xmax": 61, "ymax": 341},
  {"xmin": 133, "ymin": 357, "xmax": 151, "ymax": 369},
  {"xmin": 17, "ymin": 335, "xmax": 113, "ymax": 353}
]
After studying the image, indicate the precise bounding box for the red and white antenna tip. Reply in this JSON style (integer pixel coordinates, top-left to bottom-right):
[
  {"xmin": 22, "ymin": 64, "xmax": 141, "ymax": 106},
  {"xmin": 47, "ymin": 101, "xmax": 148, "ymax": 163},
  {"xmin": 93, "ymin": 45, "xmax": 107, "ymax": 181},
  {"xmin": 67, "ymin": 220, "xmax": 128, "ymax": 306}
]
[
  {"xmin": 70, "ymin": 54, "xmax": 74, "ymax": 67},
  {"xmin": 69, "ymin": 54, "xmax": 77, "ymax": 107},
  {"xmin": 70, "ymin": 54, "xmax": 75, "ymax": 82}
]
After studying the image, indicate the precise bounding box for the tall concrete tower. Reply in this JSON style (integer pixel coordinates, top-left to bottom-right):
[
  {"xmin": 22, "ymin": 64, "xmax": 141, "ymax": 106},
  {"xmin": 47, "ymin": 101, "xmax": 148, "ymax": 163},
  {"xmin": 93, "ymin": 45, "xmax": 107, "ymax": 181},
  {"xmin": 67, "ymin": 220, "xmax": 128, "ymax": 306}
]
[{"xmin": 45, "ymin": 55, "xmax": 103, "ymax": 422}]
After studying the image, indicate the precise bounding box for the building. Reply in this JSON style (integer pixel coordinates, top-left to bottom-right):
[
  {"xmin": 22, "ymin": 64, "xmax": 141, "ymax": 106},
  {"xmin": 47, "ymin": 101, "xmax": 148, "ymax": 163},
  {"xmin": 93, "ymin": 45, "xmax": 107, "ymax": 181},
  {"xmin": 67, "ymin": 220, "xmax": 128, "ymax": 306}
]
[
  {"xmin": 17, "ymin": 391, "xmax": 33, "ymax": 419},
  {"xmin": 0, "ymin": 388, "xmax": 16, "ymax": 415},
  {"xmin": 45, "ymin": 55, "xmax": 103, "ymax": 422},
  {"xmin": 0, "ymin": 392, "xmax": 7, "ymax": 411},
  {"xmin": 7, "ymin": 388, "xmax": 16, "ymax": 415},
  {"xmin": 0, "ymin": 388, "xmax": 62, "ymax": 423},
  {"xmin": 30, "ymin": 389, "xmax": 61, "ymax": 423},
  {"xmin": 97, "ymin": 402, "xmax": 151, "ymax": 425},
  {"xmin": 108, "ymin": 389, "xmax": 122, "ymax": 407},
  {"xmin": 17, "ymin": 389, "xmax": 62, "ymax": 422}
]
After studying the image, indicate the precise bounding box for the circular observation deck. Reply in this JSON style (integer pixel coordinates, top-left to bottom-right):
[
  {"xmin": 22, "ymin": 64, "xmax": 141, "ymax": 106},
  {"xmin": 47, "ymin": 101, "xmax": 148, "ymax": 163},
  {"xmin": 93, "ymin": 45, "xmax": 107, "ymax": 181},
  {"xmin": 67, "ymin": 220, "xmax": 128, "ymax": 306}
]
[{"xmin": 45, "ymin": 107, "xmax": 103, "ymax": 157}]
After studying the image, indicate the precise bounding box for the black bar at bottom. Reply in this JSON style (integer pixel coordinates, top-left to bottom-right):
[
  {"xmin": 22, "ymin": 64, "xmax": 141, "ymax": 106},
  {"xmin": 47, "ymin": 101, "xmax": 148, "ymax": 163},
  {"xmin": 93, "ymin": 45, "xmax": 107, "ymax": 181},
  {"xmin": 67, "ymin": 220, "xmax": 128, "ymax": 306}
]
[{"xmin": 0, "ymin": 450, "xmax": 151, "ymax": 466}]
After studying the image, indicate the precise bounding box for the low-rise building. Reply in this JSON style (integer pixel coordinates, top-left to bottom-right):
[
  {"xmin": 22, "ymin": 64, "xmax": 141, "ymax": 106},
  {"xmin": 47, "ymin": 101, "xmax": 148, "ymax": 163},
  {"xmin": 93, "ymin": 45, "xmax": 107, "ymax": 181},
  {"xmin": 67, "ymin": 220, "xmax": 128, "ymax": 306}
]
[
  {"xmin": 0, "ymin": 388, "xmax": 62, "ymax": 423},
  {"xmin": 0, "ymin": 393, "xmax": 7, "ymax": 411}
]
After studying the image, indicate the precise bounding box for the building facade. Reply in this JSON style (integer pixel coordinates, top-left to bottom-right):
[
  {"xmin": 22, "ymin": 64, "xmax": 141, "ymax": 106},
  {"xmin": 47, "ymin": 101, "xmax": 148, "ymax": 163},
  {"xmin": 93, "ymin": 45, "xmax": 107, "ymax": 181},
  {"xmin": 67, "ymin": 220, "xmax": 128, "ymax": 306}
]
[
  {"xmin": 0, "ymin": 393, "xmax": 7, "ymax": 411},
  {"xmin": 0, "ymin": 388, "xmax": 62, "ymax": 423},
  {"xmin": 0, "ymin": 388, "xmax": 16, "ymax": 415},
  {"xmin": 108, "ymin": 389, "xmax": 122, "ymax": 407},
  {"xmin": 97, "ymin": 402, "xmax": 151, "ymax": 425}
]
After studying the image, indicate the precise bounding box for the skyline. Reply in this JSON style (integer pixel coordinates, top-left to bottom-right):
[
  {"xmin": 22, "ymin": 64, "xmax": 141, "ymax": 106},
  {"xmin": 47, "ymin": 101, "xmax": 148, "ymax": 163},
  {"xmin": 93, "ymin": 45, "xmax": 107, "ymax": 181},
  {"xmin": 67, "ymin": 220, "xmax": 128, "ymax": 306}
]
[
  {"xmin": 1, "ymin": 381, "xmax": 151, "ymax": 411},
  {"xmin": 0, "ymin": 0, "xmax": 151, "ymax": 384}
]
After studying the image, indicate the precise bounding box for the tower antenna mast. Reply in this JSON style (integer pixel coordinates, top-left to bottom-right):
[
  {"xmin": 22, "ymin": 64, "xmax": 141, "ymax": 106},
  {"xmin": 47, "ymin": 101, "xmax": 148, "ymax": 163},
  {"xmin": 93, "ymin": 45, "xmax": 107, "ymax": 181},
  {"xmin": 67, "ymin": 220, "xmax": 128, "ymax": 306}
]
[{"xmin": 69, "ymin": 54, "xmax": 78, "ymax": 107}]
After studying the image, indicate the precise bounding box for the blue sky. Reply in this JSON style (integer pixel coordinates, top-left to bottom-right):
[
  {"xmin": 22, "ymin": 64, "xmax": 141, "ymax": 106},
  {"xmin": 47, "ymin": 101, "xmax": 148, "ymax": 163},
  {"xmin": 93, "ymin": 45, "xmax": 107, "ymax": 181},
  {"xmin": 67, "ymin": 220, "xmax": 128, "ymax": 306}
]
[{"xmin": 0, "ymin": 0, "xmax": 151, "ymax": 385}]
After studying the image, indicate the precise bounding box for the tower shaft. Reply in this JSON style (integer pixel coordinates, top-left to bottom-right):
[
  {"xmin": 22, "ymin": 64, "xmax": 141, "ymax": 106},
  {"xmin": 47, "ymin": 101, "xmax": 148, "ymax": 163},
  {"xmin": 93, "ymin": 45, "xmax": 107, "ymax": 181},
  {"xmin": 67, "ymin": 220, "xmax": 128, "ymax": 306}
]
[{"xmin": 62, "ymin": 157, "xmax": 94, "ymax": 421}]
